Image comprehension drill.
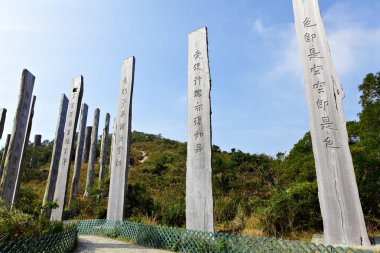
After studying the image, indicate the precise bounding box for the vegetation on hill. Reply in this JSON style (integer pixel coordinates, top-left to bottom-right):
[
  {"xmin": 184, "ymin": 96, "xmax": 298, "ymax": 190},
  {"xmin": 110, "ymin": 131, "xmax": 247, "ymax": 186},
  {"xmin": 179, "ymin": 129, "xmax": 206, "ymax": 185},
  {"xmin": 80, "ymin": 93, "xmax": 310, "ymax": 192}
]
[
  {"xmin": 0, "ymin": 199, "xmax": 73, "ymax": 241},
  {"xmin": 1, "ymin": 71, "xmax": 379, "ymax": 241}
]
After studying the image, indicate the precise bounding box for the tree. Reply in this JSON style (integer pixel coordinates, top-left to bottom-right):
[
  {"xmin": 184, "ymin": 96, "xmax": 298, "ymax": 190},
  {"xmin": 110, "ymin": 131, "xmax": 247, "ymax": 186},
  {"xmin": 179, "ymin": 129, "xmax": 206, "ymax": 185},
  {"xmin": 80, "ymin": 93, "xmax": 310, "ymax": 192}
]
[
  {"xmin": 358, "ymin": 72, "xmax": 380, "ymax": 160},
  {"xmin": 355, "ymin": 72, "xmax": 380, "ymax": 225}
]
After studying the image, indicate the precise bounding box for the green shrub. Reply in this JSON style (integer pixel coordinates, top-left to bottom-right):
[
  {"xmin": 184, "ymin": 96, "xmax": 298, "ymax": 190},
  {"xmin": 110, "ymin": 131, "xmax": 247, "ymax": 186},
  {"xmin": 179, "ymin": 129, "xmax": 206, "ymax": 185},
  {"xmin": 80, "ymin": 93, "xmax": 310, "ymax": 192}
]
[
  {"xmin": 258, "ymin": 182, "xmax": 322, "ymax": 236},
  {"xmin": 15, "ymin": 187, "xmax": 40, "ymax": 215},
  {"xmin": 0, "ymin": 200, "xmax": 69, "ymax": 241},
  {"xmin": 95, "ymin": 206, "xmax": 108, "ymax": 219},
  {"xmin": 217, "ymin": 237, "xmax": 230, "ymax": 252},
  {"xmin": 215, "ymin": 196, "xmax": 239, "ymax": 223},
  {"xmin": 125, "ymin": 183, "xmax": 155, "ymax": 218}
]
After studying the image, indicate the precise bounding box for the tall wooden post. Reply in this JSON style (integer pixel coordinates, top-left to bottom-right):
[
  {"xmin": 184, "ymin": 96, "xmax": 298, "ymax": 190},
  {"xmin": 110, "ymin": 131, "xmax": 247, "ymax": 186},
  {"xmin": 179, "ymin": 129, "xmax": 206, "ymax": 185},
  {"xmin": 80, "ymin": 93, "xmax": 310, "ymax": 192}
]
[
  {"xmin": 50, "ymin": 76, "xmax": 83, "ymax": 221},
  {"xmin": 43, "ymin": 94, "xmax": 68, "ymax": 217},
  {"xmin": 69, "ymin": 103, "xmax": 88, "ymax": 204},
  {"xmin": 99, "ymin": 113, "xmax": 110, "ymax": 184},
  {"xmin": 292, "ymin": 0, "xmax": 370, "ymax": 246},
  {"xmin": 84, "ymin": 108, "xmax": 100, "ymax": 197},
  {"xmin": 0, "ymin": 134, "xmax": 11, "ymax": 179},
  {"xmin": 82, "ymin": 126, "xmax": 92, "ymax": 163},
  {"xmin": 0, "ymin": 70, "xmax": 35, "ymax": 208},
  {"xmin": 107, "ymin": 57, "xmax": 135, "ymax": 221},
  {"xmin": 34, "ymin": 135, "xmax": 42, "ymax": 146},
  {"xmin": 186, "ymin": 27, "xmax": 214, "ymax": 232},
  {"xmin": 12, "ymin": 95, "xmax": 36, "ymax": 206}
]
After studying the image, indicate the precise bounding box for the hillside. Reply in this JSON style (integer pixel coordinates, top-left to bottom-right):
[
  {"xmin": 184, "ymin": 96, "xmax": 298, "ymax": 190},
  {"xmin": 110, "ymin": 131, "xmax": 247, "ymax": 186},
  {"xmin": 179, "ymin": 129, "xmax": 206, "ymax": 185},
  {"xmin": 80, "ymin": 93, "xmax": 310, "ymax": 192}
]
[
  {"xmin": 10, "ymin": 127, "xmax": 378, "ymax": 241},
  {"xmin": 5, "ymin": 71, "xmax": 380, "ymax": 241}
]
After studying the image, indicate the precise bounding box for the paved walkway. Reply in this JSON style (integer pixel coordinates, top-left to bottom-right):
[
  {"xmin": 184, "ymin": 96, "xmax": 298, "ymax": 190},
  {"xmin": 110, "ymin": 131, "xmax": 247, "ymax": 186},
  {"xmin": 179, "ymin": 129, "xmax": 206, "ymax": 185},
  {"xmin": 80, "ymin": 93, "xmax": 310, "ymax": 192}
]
[{"xmin": 74, "ymin": 235, "xmax": 171, "ymax": 253}]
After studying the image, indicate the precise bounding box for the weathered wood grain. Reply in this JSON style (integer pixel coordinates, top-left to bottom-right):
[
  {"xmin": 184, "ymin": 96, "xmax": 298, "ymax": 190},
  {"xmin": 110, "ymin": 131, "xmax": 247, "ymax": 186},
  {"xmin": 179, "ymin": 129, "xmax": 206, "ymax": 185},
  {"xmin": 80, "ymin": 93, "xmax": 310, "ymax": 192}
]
[
  {"xmin": 99, "ymin": 113, "xmax": 110, "ymax": 184},
  {"xmin": 292, "ymin": 0, "xmax": 369, "ymax": 246},
  {"xmin": 12, "ymin": 95, "xmax": 36, "ymax": 206},
  {"xmin": 84, "ymin": 108, "xmax": 100, "ymax": 197},
  {"xmin": 0, "ymin": 69, "xmax": 35, "ymax": 208},
  {"xmin": 0, "ymin": 134, "xmax": 11, "ymax": 179},
  {"xmin": 107, "ymin": 57, "xmax": 135, "ymax": 221},
  {"xmin": 82, "ymin": 126, "xmax": 92, "ymax": 163},
  {"xmin": 43, "ymin": 94, "xmax": 69, "ymax": 218},
  {"xmin": 69, "ymin": 103, "xmax": 88, "ymax": 204},
  {"xmin": 186, "ymin": 27, "xmax": 214, "ymax": 232},
  {"xmin": 50, "ymin": 76, "xmax": 83, "ymax": 221}
]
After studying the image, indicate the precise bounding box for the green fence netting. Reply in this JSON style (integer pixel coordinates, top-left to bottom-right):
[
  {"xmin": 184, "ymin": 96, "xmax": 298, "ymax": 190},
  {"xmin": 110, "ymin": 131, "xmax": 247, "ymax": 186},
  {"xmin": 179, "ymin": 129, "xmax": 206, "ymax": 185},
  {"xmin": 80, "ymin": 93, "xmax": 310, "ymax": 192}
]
[
  {"xmin": 74, "ymin": 219, "xmax": 372, "ymax": 253},
  {"xmin": 0, "ymin": 228, "xmax": 77, "ymax": 253}
]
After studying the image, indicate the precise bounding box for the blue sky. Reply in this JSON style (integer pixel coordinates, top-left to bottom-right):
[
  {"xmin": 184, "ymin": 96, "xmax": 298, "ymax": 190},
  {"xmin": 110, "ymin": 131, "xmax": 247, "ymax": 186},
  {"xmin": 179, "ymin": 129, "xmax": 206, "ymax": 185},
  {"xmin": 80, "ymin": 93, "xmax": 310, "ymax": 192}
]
[{"xmin": 1, "ymin": 0, "xmax": 380, "ymax": 156}]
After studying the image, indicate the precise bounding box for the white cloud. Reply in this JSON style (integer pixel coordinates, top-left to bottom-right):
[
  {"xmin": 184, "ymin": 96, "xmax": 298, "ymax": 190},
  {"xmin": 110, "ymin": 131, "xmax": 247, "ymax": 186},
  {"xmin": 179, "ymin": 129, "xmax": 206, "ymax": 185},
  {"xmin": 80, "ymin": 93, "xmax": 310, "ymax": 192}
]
[
  {"xmin": 251, "ymin": 3, "xmax": 380, "ymax": 85},
  {"xmin": 252, "ymin": 19, "xmax": 272, "ymax": 36},
  {"xmin": 322, "ymin": 3, "xmax": 380, "ymax": 76},
  {"xmin": 328, "ymin": 27, "xmax": 380, "ymax": 75},
  {"xmin": 250, "ymin": 18, "xmax": 303, "ymax": 84},
  {"xmin": 264, "ymin": 26, "xmax": 303, "ymax": 82},
  {"xmin": 239, "ymin": 2, "xmax": 380, "ymax": 154}
]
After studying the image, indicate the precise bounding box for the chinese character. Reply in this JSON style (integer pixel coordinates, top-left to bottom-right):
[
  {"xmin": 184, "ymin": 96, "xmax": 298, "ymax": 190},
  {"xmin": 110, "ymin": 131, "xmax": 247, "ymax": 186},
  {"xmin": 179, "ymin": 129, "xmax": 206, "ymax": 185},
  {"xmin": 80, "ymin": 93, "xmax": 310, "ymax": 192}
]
[
  {"xmin": 303, "ymin": 17, "xmax": 316, "ymax": 28},
  {"xmin": 117, "ymin": 146, "xmax": 123, "ymax": 154},
  {"xmin": 304, "ymin": 33, "xmax": 316, "ymax": 42},
  {"xmin": 121, "ymin": 98, "xmax": 127, "ymax": 108},
  {"xmin": 321, "ymin": 116, "xmax": 338, "ymax": 130},
  {"xmin": 194, "ymin": 50, "xmax": 201, "ymax": 60},
  {"xmin": 195, "ymin": 144, "xmax": 203, "ymax": 153},
  {"xmin": 308, "ymin": 48, "xmax": 323, "ymax": 60},
  {"xmin": 118, "ymin": 135, "xmax": 124, "ymax": 142},
  {"xmin": 68, "ymin": 120, "xmax": 73, "ymax": 127},
  {"xmin": 119, "ymin": 123, "xmax": 126, "ymax": 130},
  {"xmin": 122, "ymin": 88, "xmax": 128, "ymax": 95},
  {"xmin": 193, "ymin": 63, "xmax": 201, "ymax": 71},
  {"xmin": 313, "ymin": 81, "xmax": 326, "ymax": 93},
  {"xmin": 195, "ymin": 103, "xmax": 203, "ymax": 111},
  {"xmin": 194, "ymin": 76, "xmax": 202, "ymax": 86},
  {"xmin": 310, "ymin": 64, "xmax": 323, "ymax": 75},
  {"xmin": 194, "ymin": 116, "xmax": 202, "ymax": 125},
  {"xmin": 316, "ymin": 98, "xmax": 329, "ymax": 110},
  {"xmin": 323, "ymin": 137, "xmax": 340, "ymax": 149},
  {"xmin": 69, "ymin": 111, "xmax": 74, "ymax": 117},
  {"xmin": 194, "ymin": 131, "xmax": 204, "ymax": 140},
  {"xmin": 115, "ymin": 159, "xmax": 122, "ymax": 167},
  {"xmin": 194, "ymin": 89, "xmax": 202, "ymax": 97},
  {"xmin": 122, "ymin": 77, "xmax": 128, "ymax": 85},
  {"xmin": 66, "ymin": 129, "xmax": 71, "ymax": 135},
  {"xmin": 65, "ymin": 138, "xmax": 70, "ymax": 144},
  {"xmin": 121, "ymin": 110, "xmax": 127, "ymax": 118}
]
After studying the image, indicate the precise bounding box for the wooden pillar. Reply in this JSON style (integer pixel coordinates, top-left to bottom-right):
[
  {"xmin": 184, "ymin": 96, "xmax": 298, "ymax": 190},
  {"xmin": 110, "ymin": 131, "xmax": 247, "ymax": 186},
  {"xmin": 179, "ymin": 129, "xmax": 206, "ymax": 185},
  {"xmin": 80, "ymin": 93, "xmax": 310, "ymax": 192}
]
[
  {"xmin": 43, "ymin": 94, "xmax": 68, "ymax": 217},
  {"xmin": 186, "ymin": 27, "xmax": 214, "ymax": 232},
  {"xmin": 0, "ymin": 70, "xmax": 35, "ymax": 208},
  {"xmin": 50, "ymin": 76, "xmax": 83, "ymax": 221},
  {"xmin": 107, "ymin": 57, "xmax": 135, "ymax": 221},
  {"xmin": 292, "ymin": 0, "xmax": 369, "ymax": 246}
]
